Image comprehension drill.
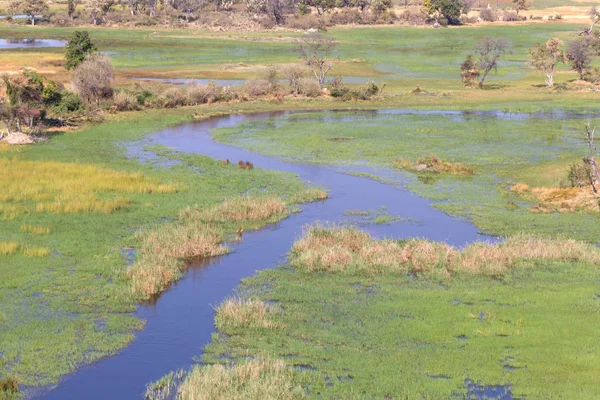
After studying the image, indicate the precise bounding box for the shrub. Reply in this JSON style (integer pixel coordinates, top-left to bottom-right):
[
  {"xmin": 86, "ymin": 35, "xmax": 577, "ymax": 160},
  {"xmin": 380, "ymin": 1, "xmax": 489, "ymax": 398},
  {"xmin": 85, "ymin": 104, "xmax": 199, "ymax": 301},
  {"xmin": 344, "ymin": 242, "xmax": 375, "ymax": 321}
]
[
  {"xmin": 286, "ymin": 14, "xmax": 327, "ymax": 30},
  {"xmin": 281, "ymin": 65, "xmax": 305, "ymax": 95},
  {"xmin": 502, "ymin": 10, "xmax": 523, "ymax": 21},
  {"xmin": 244, "ymin": 79, "xmax": 270, "ymax": 97},
  {"xmin": 328, "ymin": 8, "xmax": 363, "ymax": 25},
  {"xmin": 159, "ymin": 87, "xmax": 187, "ymax": 108},
  {"xmin": 186, "ymin": 83, "xmax": 221, "ymax": 105},
  {"xmin": 113, "ymin": 91, "xmax": 140, "ymax": 111},
  {"xmin": 54, "ymin": 91, "xmax": 84, "ymax": 113},
  {"xmin": 298, "ymin": 78, "xmax": 321, "ymax": 97},
  {"xmin": 479, "ymin": 8, "xmax": 497, "ymax": 22},
  {"xmin": 397, "ymin": 8, "xmax": 428, "ymax": 25},
  {"xmin": 568, "ymin": 159, "xmax": 594, "ymax": 187},
  {"xmin": 135, "ymin": 88, "xmax": 155, "ymax": 106}
]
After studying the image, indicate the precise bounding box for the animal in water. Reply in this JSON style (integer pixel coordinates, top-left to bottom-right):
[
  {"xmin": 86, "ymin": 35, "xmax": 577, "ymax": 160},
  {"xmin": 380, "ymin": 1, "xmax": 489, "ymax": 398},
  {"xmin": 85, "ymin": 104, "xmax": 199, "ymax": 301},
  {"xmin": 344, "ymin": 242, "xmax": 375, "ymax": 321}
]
[
  {"xmin": 245, "ymin": 161, "xmax": 254, "ymax": 169},
  {"xmin": 236, "ymin": 226, "xmax": 244, "ymax": 236},
  {"xmin": 238, "ymin": 160, "xmax": 245, "ymax": 168}
]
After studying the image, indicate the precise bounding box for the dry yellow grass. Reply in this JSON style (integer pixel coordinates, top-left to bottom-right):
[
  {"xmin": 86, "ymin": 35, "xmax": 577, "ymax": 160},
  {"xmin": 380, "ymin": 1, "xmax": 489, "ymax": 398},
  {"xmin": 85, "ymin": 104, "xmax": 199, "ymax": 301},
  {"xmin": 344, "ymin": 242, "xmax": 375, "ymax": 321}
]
[
  {"xmin": 0, "ymin": 158, "xmax": 181, "ymax": 219},
  {"xmin": 290, "ymin": 224, "xmax": 600, "ymax": 277},
  {"xmin": 19, "ymin": 224, "xmax": 52, "ymax": 235},
  {"xmin": 178, "ymin": 358, "xmax": 302, "ymax": 400},
  {"xmin": 394, "ymin": 155, "xmax": 474, "ymax": 175},
  {"xmin": 511, "ymin": 183, "xmax": 599, "ymax": 212},
  {"xmin": 129, "ymin": 223, "xmax": 228, "ymax": 298},
  {"xmin": 181, "ymin": 196, "xmax": 288, "ymax": 223},
  {"xmin": 0, "ymin": 241, "xmax": 50, "ymax": 257},
  {"xmin": 215, "ymin": 298, "xmax": 281, "ymax": 332}
]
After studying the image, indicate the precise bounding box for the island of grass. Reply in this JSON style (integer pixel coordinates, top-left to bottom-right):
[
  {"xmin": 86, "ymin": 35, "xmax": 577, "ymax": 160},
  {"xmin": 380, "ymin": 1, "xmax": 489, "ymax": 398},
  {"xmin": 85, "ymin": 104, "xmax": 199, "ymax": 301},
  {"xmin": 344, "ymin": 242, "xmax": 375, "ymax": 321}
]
[{"xmin": 162, "ymin": 225, "xmax": 600, "ymax": 399}]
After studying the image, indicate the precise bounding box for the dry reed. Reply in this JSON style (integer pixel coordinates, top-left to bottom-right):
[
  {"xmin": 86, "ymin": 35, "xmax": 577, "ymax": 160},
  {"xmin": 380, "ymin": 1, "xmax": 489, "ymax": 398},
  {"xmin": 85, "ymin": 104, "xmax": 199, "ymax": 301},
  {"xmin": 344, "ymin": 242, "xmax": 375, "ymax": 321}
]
[
  {"xmin": 511, "ymin": 183, "xmax": 599, "ymax": 213},
  {"xmin": 394, "ymin": 155, "xmax": 474, "ymax": 175},
  {"xmin": 290, "ymin": 224, "xmax": 600, "ymax": 277},
  {"xmin": 181, "ymin": 196, "xmax": 288, "ymax": 223},
  {"xmin": 178, "ymin": 358, "xmax": 302, "ymax": 400},
  {"xmin": 215, "ymin": 298, "xmax": 281, "ymax": 332},
  {"xmin": 0, "ymin": 241, "xmax": 50, "ymax": 257},
  {"xmin": 19, "ymin": 224, "xmax": 52, "ymax": 235}
]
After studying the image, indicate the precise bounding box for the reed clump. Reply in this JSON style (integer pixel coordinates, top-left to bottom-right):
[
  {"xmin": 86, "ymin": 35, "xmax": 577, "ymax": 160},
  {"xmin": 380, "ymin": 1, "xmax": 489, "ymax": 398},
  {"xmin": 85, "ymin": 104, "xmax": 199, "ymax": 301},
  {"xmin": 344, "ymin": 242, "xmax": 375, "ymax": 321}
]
[
  {"xmin": 290, "ymin": 224, "xmax": 600, "ymax": 277},
  {"xmin": 511, "ymin": 183, "xmax": 598, "ymax": 213},
  {"xmin": 215, "ymin": 298, "xmax": 281, "ymax": 333},
  {"xmin": 394, "ymin": 155, "xmax": 474, "ymax": 175},
  {"xmin": 19, "ymin": 224, "xmax": 52, "ymax": 235},
  {"xmin": 177, "ymin": 358, "xmax": 302, "ymax": 400},
  {"xmin": 0, "ymin": 158, "xmax": 181, "ymax": 219},
  {"xmin": 129, "ymin": 223, "xmax": 228, "ymax": 298},
  {"xmin": 0, "ymin": 375, "xmax": 19, "ymax": 396},
  {"xmin": 0, "ymin": 241, "xmax": 50, "ymax": 257},
  {"xmin": 181, "ymin": 196, "xmax": 288, "ymax": 223}
]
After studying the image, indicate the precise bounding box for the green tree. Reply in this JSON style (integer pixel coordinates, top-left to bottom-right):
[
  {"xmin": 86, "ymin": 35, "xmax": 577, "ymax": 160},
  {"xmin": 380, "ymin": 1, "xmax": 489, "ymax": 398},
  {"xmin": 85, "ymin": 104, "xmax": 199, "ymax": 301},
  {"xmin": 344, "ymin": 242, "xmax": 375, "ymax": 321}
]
[
  {"xmin": 65, "ymin": 31, "xmax": 97, "ymax": 71},
  {"xmin": 67, "ymin": 0, "xmax": 76, "ymax": 19},
  {"xmin": 422, "ymin": 0, "xmax": 464, "ymax": 25},
  {"xmin": 8, "ymin": 0, "xmax": 48, "ymax": 25},
  {"xmin": 566, "ymin": 37, "xmax": 593, "ymax": 80},
  {"xmin": 475, "ymin": 37, "xmax": 511, "ymax": 88},
  {"xmin": 527, "ymin": 38, "xmax": 565, "ymax": 87}
]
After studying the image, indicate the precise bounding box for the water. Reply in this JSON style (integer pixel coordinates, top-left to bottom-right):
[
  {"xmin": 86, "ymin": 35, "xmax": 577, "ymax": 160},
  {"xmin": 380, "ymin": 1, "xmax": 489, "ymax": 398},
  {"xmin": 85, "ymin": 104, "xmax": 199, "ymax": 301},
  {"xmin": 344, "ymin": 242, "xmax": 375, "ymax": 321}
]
[
  {"xmin": 0, "ymin": 39, "xmax": 66, "ymax": 49},
  {"xmin": 39, "ymin": 111, "xmax": 496, "ymax": 400},
  {"xmin": 132, "ymin": 76, "xmax": 375, "ymax": 87}
]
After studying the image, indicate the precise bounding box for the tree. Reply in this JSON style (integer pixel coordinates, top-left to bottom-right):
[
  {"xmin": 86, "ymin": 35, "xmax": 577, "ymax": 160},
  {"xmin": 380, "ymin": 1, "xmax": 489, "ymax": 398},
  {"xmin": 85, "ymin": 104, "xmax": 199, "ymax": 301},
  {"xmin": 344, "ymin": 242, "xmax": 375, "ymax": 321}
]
[
  {"xmin": 169, "ymin": 0, "xmax": 205, "ymax": 21},
  {"xmin": 422, "ymin": 0, "xmax": 464, "ymax": 25},
  {"xmin": 300, "ymin": 0, "xmax": 336, "ymax": 15},
  {"xmin": 460, "ymin": 55, "xmax": 480, "ymax": 87},
  {"xmin": 72, "ymin": 53, "xmax": 114, "ymax": 105},
  {"xmin": 298, "ymin": 33, "xmax": 337, "ymax": 88},
  {"xmin": 65, "ymin": 31, "xmax": 97, "ymax": 70},
  {"xmin": 67, "ymin": 0, "xmax": 77, "ymax": 19},
  {"xmin": 84, "ymin": 0, "xmax": 114, "ymax": 25},
  {"xmin": 580, "ymin": 6, "xmax": 599, "ymax": 36},
  {"xmin": 8, "ymin": 0, "xmax": 48, "ymax": 25},
  {"xmin": 527, "ymin": 38, "xmax": 565, "ymax": 87},
  {"xmin": 566, "ymin": 37, "xmax": 592, "ymax": 80},
  {"xmin": 0, "ymin": 70, "xmax": 45, "ymax": 132},
  {"xmin": 475, "ymin": 37, "xmax": 511, "ymax": 88},
  {"xmin": 281, "ymin": 65, "xmax": 304, "ymax": 95},
  {"xmin": 512, "ymin": 0, "xmax": 527, "ymax": 16}
]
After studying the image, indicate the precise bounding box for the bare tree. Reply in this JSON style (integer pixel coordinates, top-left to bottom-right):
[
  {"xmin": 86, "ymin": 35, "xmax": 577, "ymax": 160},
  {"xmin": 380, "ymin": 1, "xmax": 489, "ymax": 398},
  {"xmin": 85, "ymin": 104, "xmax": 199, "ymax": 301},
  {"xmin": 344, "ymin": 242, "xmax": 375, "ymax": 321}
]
[
  {"xmin": 475, "ymin": 37, "xmax": 511, "ymax": 88},
  {"xmin": 72, "ymin": 53, "xmax": 115, "ymax": 105},
  {"xmin": 281, "ymin": 65, "xmax": 305, "ymax": 95},
  {"xmin": 583, "ymin": 123, "xmax": 600, "ymax": 194},
  {"xmin": 85, "ymin": 0, "xmax": 114, "ymax": 24},
  {"xmin": 579, "ymin": 6, "xmax": 599, "ymax": 36},
  {"xmin": 8, "ymin": 0, "xmax": 48, "ymax": 25},
  {"xmin": 512, "ymin": 0, "xmax": 527, "ymax": 16},
  {"xmin": 527, "ymin": 38, "xmax": 565, "ymax": 87},
  {"xmin": 299, "ymin": 33, "xmax": 337, "ymax": 88}
]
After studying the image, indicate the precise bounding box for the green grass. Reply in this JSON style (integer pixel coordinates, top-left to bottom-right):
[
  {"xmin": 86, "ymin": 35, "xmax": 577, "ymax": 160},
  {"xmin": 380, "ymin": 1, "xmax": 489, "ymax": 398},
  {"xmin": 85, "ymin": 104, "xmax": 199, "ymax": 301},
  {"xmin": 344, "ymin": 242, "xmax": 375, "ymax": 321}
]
[
  {"xmin": 199, "ymin": 257, "xmax": 600, "ymax": 399},
  {"xmin": 211, "ymin": 110, "xmax": 600, "ymax": 239},
  {"xmin": 0, "ymin": 105, "xmax": 327, "ymax": 387}
]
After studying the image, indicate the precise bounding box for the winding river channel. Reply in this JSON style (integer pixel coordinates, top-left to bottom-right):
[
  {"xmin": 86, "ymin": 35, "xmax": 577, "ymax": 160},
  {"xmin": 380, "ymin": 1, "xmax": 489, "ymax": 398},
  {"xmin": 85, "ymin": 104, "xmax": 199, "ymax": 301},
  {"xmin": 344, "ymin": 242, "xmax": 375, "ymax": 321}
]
[{"xmin": 39, "ymin": 111, "xmax": 502, "ymax": 399}]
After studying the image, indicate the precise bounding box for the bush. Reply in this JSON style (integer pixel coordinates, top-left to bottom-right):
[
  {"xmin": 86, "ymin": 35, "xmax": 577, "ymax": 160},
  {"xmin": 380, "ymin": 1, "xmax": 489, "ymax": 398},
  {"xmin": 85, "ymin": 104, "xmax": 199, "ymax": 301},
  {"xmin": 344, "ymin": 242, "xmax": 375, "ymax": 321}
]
[
  {"xmin": 298, "ymin": 78, "xmax": 321, "ymax": 97},
  {"xmin": 286, "ymin": 14, "xmax": 327, "ymax": 30},
  {"xmin": 186, "ymin": 83, "xmax": 221, "ymax": 105},
  {"xmin": 479, "ymin": 8, "xmax": 497, "ymax": 22},
  {"xmin": 328, "ymin": 8, "xmax": 363, "ymax": 25},
  {"xmin": 327, "ymin": 76, "xmax": 349, "ymax": 97},
  {"xmin": 568, "ymin": 159, "xmax": 594, "ymax": 187},
  {"xmin": 397, "ymin": 8, "xmax": 428, "ymax": 25},
  {"xmin": 49, "ymin": 12, "xmax": 74, "ymax": 26},
  {"xmin": 159, "ymin": 87, "xmax": 187, "ymax": 108},
  {"xmin": 502, "ymin": 10, "xmax": 524, "ymax": 21},
  {"xmin": 113, "ymin": 91, "xmax": 140, "ymax": 111},
  {"xmin": 244, "ymin": 79, "xmax": 270, "ymax": 97},
  {"xmin": 135, "ymin": 88, "xmax": 155, "ymax": 106},
  {"xmin": 54, "ymin": 91, "xmax": 84, "ymax": 113}
]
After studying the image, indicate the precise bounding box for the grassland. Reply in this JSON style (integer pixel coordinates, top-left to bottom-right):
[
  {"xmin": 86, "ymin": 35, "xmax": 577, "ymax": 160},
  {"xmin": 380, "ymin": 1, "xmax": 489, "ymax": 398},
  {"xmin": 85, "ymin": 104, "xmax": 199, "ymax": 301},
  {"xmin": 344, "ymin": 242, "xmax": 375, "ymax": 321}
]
[
  {"xmin": 189, "ymin": 226, "xmax": 600, "ymax": 399},
  {"xmin": 0, "ymin": 103, "xmax": 330, "ymax": 389},
  {"xmin": 2, "ymin": 18, "xmax": 600, "ymax": 398}
]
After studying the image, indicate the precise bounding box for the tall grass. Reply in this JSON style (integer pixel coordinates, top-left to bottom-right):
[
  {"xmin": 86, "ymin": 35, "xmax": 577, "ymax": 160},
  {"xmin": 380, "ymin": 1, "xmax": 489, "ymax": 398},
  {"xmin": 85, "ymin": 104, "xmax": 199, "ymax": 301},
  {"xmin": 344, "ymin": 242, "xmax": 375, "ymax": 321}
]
[
  {"xmin": 0, "ymin": 158, "xmax": 180, "ymax": 219},
  {"xmin": 177, "ymin": 359, "xmax": 302, "ymax": 400},
  {"xmin": 394, "ymin": 155, "xmax": 474, "ymax": 175},
  {"xmin": 511, "ymin": 183, "xmax": 599, "ymax": 213},
  {"xmin": 181, "ymin": 196, "xmax": 288, "ymax": 223},
  {"xmin": 290, "ymin": 224, "xmax": 600, "ymax": 277},
  {"xmin": 0, "ymin": 242, "xmax": 49, "ymax": 257},
  {"xmin": 215, "ymin": 298, "xmax": 281, "ymax": 333},
  {"xmin": 19, "ymin": 224, "xmax": 52, "ymax": 235}
]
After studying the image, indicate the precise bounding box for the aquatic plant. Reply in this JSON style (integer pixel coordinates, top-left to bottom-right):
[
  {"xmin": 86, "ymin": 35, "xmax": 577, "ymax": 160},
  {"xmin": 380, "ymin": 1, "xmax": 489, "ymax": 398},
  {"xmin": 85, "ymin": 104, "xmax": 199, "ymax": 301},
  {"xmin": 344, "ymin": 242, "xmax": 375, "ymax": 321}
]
[
  {"xmin": 178, "ymin": 359, "xmax": 302, "ymax": 400},
  {"xmin": 215, "ymin": 298, "xmax": 281, "ymax": 333},
  {"xmin": 394, "ymin": 155, "xmax": 474, "ymax": 175},
  {"xmin": 289, "ymin": 224, "xmax": 600, "ymax": 277}
]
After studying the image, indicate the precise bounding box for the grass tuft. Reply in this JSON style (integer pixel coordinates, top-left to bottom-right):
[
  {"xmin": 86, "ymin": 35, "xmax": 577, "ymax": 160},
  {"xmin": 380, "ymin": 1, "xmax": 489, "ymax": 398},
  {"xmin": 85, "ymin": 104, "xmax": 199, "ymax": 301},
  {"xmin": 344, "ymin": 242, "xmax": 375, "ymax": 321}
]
[
  {"xmin": 215, "ymin": 298, "xmax": 281, "ymax": 333},
  {"xmin": 394, "ymin": 155, "xmax": 474, "ymax": 175},
  {"xmin": 511, "ymin": 183, "xmax": 600, "ymax": 213},
  {"xmin": 19, "ymin": 224, "xmax": 52, "ymax": 235},
  {"xmin": 290, "ymin": 224, "xmax": 600, "ymax": 277},
  {"xmin": 182, "ymin": 196, "xmax": 288, "ymax": 223},
  {"xmin": 177, "ymin": 358, "xmax": 302, "ymax": 400},
  {"xmin": 0, "ymin": 375, "xmax": 19, "ymax": 396}
]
